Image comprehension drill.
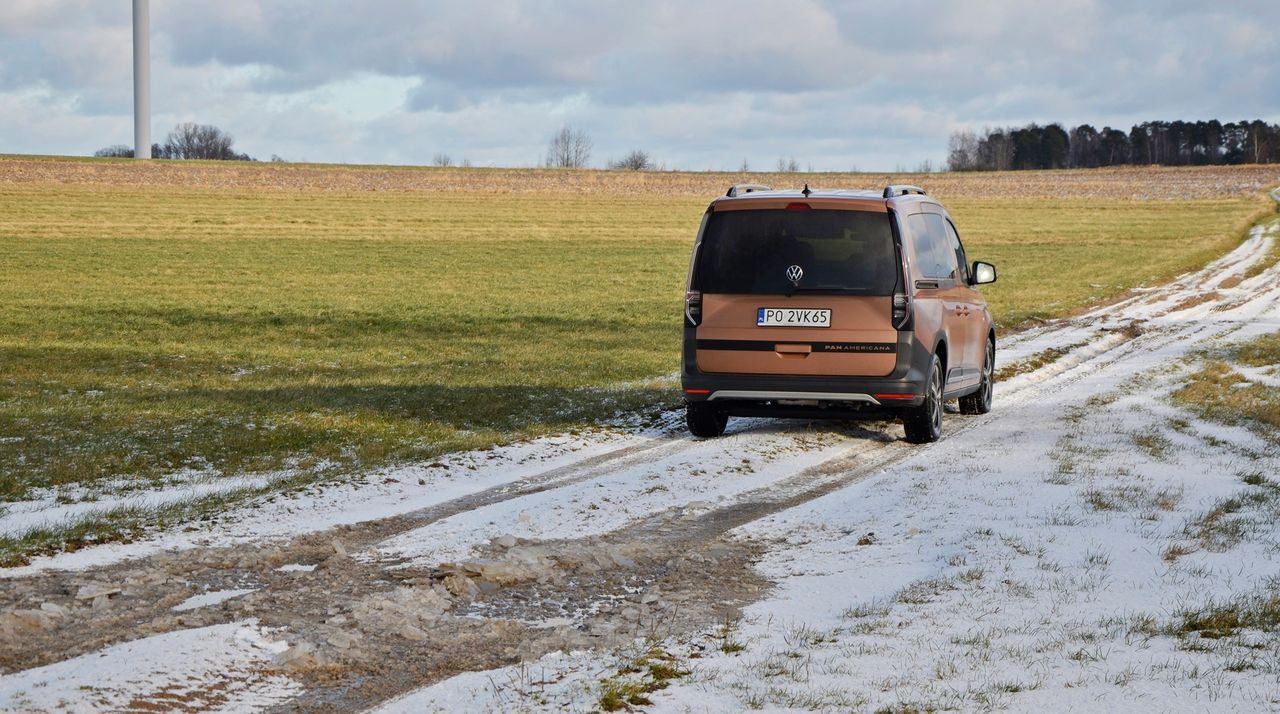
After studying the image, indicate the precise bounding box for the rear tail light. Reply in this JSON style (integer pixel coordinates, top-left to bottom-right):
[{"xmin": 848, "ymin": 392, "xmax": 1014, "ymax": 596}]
[
  {"xmin": 685, "ymin": 290, "xmax": 702, "ymax": 327},
  {"xmin": 892, "ymin": 292, "xmax": 912, "ymax": 330}
]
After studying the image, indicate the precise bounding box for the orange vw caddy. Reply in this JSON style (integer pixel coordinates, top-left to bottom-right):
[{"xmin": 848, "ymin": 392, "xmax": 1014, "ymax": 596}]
[{"xmin": 681, "ymin": 184, "xmax": 997, "ymax": 443}]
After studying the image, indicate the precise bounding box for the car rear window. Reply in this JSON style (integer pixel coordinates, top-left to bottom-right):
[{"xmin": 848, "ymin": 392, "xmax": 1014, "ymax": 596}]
[{"xmin": 693, "ymin": 209, "xmax": 898, "ymax": 295}]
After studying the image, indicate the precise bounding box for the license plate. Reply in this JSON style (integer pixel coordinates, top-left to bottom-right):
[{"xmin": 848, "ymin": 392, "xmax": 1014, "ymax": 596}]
[{"xmin": 756, "ymin": 307, "xmax": 831, "ymax": 327}]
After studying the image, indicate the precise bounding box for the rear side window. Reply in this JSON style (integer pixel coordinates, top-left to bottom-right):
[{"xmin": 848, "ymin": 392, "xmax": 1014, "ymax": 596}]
[
  {"xmin": 944, "ymin": 219, "xmax": 971, "ymax": 284},
  {"xmin": 906, "ymin": 213, "xmax": 959, "ymax": 280},
  {"xmin": 693, "ymin": 209, "xmax": 897, "ymax": 295}
]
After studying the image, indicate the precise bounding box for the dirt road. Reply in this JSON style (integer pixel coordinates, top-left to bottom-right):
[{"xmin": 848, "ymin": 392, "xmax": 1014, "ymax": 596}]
[{"xmin": 2, "ymin": 217, "xmax": 1279, "ymax": 712}]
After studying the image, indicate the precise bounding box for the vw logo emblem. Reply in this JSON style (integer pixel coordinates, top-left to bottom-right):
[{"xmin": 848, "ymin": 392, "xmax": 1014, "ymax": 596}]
[{"xmin": 785, "ymin": 264, "xmax": 804, "ymax": 284}]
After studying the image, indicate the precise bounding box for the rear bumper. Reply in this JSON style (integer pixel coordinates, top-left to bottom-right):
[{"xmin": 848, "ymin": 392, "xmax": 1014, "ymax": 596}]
[{"xmin": 681, "ymin": 328, "xmax": 933, "ymax": 417}]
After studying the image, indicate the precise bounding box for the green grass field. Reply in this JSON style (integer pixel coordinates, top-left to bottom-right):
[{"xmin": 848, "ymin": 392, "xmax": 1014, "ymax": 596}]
[
  {"xmin": 0, "ymin": 162, "xmax": 1274, "ymax": 562},
  {"xmin": 946, "ymin": 198, "xmax": 1273, "ymax": 325}
]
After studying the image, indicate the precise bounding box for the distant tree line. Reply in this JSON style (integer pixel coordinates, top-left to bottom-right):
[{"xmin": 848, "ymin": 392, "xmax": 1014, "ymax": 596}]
[
  {"xmin": 95, "ymin": 123, "xmax": 255, "ymax": 161},
  {"xmin": 948, "ymin": 120, "xmax": 1280, "ymax": 171}
]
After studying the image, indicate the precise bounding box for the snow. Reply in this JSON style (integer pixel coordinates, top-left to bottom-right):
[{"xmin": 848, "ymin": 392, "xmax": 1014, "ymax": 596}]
[
  {"xmin": 1237, "ymin": 363, "xmax": 1280, "ymax": 388},
  {"xmin": 2, "ymin": 428, "xmax": 654, "ymax": 577},
  {"xmin": 375, "ymin": 222, "xmax": 1280, "ymax": 711},
  {"xmin": 172, "ymin": 588, "xmax": 258, "ymax": 612},
  {"xmin": 0, "ymin": 621, "xmax": 299, "ymax": 712},
  {"xmin": 661, "ymin": 375, "xmax": 1278, "ymax": 711},
  {"xmin": 368, "ymin": 649, "xmax": 605, "ymax": 714},
  {"xmin": 0, "ymin": 469, "xmax": 286, "ymax": 539},
  {"xmin": 372, "ymin": 424, "xmax": 900, "ymax": 567}
]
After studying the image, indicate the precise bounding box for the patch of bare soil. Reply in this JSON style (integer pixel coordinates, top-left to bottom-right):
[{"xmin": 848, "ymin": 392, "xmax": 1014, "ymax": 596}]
[
  {"xmin": 0, "ymin": 157, "xmax": 1275, "ymax": 199},
  {"xmin": 0, "ymin": 515, "xmax": 763, "ymax": 711},
  {"xmin": 1169, "ymin": 290, "xmax": 1222, "ymax": 312},
  {"xmin": 0, "ymin": 423, "xmax": 909, "ymax": 711}
]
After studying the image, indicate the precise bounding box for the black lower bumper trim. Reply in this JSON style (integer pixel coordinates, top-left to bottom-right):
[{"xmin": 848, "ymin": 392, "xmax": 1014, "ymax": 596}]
[{"xmin": 716, "ymin": 402, "xmax": 905, "ymax": 420}]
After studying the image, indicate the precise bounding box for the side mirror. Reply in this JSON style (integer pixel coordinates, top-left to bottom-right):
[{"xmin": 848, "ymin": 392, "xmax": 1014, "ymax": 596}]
[{"xmin": 972, "ymin": 261, "xmax": 997, "ymax": 285}]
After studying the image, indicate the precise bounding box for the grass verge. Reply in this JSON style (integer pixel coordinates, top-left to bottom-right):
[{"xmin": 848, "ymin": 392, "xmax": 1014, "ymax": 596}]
[
  {"xmin": 1167, "ymin": 332, "xmax": 1280, "ymax": 561},
  {"xmin": 1173, "ymin": 586, "xmax": 1280, "ymax": 640},
  {"xmin": 1172, "ymin": 331, "xmax": 1280, "ymax": 440},
  {"xmin": 993, "ymin": 341, "xmax": 1091, "ymax": 382},
  {"xmin": 1242, "ymin": 187, "xmax": 1280, "ymax": 278},
  {"xmin": 598, "ymin": 644, "xmax": 690, "ymax": 711},
  {"xmin": 0, "ymin": 470, "xmax": 323, "ymax": 567},
  {"xmin": 1242, "ymin": 223, "xmax": 1280, "ymax": 279}
]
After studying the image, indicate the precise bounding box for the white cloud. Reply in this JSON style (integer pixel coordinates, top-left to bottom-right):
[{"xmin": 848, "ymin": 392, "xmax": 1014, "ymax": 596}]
[{"xmin": 0, "ymin": 0, "xmax": 1276, "ymax": 169}]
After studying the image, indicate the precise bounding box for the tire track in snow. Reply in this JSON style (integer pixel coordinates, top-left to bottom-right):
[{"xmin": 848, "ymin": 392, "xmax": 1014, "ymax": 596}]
[
  {"xmin": 994, "ymin": 225, "xmax": 1279, "ymax": 410},
  {"xmin": 288, "ymin": 224, "xmax": 1280, "ymax": 569}
]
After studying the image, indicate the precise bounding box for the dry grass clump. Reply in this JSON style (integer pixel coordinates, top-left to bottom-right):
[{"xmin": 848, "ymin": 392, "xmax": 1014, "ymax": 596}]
[
  {"xmin": 1, "ymin": 155, "xmax": 1276, "ymax": 200},
  {"xmin": 1174, "ymin": 334, "xmax": 1280, "ymax": 437}
]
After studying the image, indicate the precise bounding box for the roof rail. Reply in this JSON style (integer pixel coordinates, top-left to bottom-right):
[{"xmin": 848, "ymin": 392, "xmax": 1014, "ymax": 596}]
[
  {"xmin": 883, "ymin": 184, "xmax": 927, "ymax": 199},
  {"xmin": 726, "ymin": 183, "xmax": 771, "ymax": 197}
]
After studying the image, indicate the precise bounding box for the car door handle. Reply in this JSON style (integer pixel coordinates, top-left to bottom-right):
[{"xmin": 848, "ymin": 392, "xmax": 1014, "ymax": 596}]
[{"xmin": 775, "ymin": 343, "xmax": 812, "ymax": 358}]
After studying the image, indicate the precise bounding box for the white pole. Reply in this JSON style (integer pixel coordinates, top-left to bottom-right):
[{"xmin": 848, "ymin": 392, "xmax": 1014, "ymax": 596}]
[{"xmin": 133, "ymin": 0, "xmax": 151, "ymax": 159}]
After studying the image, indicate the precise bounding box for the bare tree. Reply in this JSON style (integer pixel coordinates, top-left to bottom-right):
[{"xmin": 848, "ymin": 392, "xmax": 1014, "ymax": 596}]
[
  {"xmin": 160, "ymin": 123, "xmax": 250, "ymax": 160},
  {"xmin": 776, "ymin": 156, "xmax": 799, "ymax": 173},
  {"xmin": 94, "ymin": 145, "xmax": 135, "ymax": 158},
  {"xmin": 609, "ymin": 149, "xmax": 652, "ymax": 171},
  {"xmin": 546, "ymin": 125, "xmax": 592, "ymax": 168},
  {"xmin": 739, "ymin": 158, "xmax": 750, "ymax": 172},
  {"xmin": 977, "ymin": 127, "xmax": 1014, "ymax": 171},
  {"xmin": 946, "ymin": 129, "xmax": 980, "ymax": 171},
  {"xmin": 432, "ymin": 153, "xmax": 453, "ymax": 167}
]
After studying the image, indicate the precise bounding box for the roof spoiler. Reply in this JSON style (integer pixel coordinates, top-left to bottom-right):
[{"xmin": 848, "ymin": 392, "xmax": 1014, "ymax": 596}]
[
  {"xmin": 883, "ymin": 185, "xmax": 927, "ymax": 198},
  {"xmin": 726, "ymin": 183, "xmax": 771, "ymax": 197}
]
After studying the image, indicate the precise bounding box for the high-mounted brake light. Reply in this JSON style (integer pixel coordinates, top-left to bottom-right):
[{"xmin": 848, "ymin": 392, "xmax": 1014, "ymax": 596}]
[
  {"xmin": 785, "ymin": 202, "xmax": 811, "ymax": 211},
  {"xmin": 685, "ymin": 290, "xmax": 703, "ymax": 327}
]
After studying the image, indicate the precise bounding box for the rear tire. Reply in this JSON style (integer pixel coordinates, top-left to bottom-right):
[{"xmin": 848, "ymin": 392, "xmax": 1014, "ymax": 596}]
[
  {"xmin": 686, "ymin": 402, "xmax": 728, "ymax": 438},
  {"xmin": 903, "ymin": 355, "xmax": 943, "ymax": 444},
  {"xmin": 959, "ymin": 339, "xmax": 994, "ymax": 415}
]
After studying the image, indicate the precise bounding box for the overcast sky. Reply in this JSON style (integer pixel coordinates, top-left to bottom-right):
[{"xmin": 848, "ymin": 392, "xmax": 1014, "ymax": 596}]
[{"xmin": 1, "ymin": 1, "xmax": 1278, "ymax": 171}]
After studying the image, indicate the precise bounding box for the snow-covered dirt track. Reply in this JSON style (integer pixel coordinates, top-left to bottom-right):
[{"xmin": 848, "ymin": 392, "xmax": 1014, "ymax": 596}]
[{"xmin": 3, "ymin": 218, "xmax": 1280, "ymax": 712}]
